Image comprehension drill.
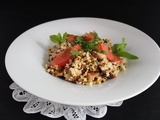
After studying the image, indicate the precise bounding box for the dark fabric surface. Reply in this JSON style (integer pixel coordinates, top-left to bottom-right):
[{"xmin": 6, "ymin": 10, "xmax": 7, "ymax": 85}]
[{"xmin": 0, "ymin": 1, "xmax": 160, "ymax": 120}]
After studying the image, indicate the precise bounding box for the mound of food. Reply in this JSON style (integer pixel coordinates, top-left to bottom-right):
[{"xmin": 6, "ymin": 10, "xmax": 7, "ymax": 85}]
[{"xmin": 45, "ymin": 31, "xmax": 138, "ymax": 85}]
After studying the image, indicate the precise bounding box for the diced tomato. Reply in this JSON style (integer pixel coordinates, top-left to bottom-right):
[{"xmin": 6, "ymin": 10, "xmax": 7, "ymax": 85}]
[
  {"xmin": 52, "ymin": 48, "xmax": 71, "ymax": 67},
  {"xmin": 72, "ymin": 44, "xmax": 82, "ymax": 51},
  {"xmin": 106, "ymin": 51, "xmax": 122, "ymax": 64},
  {"xmin": 98, "ymin": 43, "xmax": 108, "ymax": 53},
  {"xmin": 84, "ymin": 33, "xmax": 95, "ymax": 42},
  {"xmin": 98, "ymin": 43, "xmax": 122, "ymax": 64},
  {"xmin": 52, "ymin": 44, "xmax": 82, "ymax": 67}
]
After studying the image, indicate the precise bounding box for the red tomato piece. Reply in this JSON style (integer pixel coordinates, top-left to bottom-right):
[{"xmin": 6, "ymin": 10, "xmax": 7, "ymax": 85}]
[
  {"xmin": 52, "ymin": 44, "xmax": 82, "ymax": 67},
  {"xmin": 98, "ymin": 43, "xmax": 122, "ymax": 64},
  {"xmin": 72, "ymin": 44, "xmax": 82, "ymax": 51},
  {"xmin": 52, "ymin": 48, "xmax": 71, "ymax": 67},
  {"xmin": 84, "ymin": 33, "xmax": 95, "ymax": 42},
  {"xmin": 106, "ymin": 51, "xmax": 122, "ymax": 64},
  {"xmin": 98, "ymin": 43, "xmax": 108, "ymax": 53}
]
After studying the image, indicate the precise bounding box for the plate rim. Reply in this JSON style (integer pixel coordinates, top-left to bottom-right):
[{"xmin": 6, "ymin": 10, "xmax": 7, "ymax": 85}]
[{"xmin": 5, "ymin": 17, "xmax": 160, "ymax": 106}]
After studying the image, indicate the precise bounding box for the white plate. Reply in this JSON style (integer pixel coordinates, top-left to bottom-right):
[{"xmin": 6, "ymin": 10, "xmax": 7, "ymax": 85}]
[{"xmin": 5, "ymin": 17, "xmax": 160, "ymax": 106}]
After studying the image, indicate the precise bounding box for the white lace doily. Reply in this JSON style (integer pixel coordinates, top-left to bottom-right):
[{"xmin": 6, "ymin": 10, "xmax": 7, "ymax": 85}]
[{"xmin": 9, "ymin": 82, "xmax": 123, "ymax": 120}]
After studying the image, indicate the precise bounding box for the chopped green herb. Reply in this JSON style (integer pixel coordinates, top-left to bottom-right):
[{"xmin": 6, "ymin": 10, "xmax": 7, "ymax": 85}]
[
  {"xmin": 75, "ymin": 36, "xmax": 86, "ymax": 45},
  {"xmin": 112, "ymin": 38, "xmax": 138, "ymax": 60},
  {"xmin": 83, "ymin": 39, "xmax": 100, "ymax": 52},
  {"xmin": 92, "ymin": 32, "xmax": 101, "ymax": 39},
  {"xmin": 71, "ymin": 50, "xmax": 80, "ymax": 56},
  {"xmin": 75, "ymin": 36, "xmax": 101, "ymax": 52},
  {"xmin": 50, "ymin": 32, "xmax": 67, "ymax": 44}
]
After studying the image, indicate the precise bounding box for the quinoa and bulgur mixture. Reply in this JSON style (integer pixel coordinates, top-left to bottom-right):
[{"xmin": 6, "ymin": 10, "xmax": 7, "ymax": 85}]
[{"xmin": 45, "ymin": 31, "xmax": 138, "ymax": 85}]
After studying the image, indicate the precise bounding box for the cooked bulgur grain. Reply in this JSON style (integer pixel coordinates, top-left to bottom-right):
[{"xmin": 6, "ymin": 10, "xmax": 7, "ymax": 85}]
[{"xmin": 45, "ymin": 31, "xmax": 127, "ymax": 85}]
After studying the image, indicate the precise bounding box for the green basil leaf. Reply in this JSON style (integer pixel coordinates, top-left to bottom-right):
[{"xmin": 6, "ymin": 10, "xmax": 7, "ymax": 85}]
[
  {"xmin": 50, "ymin": 32, "xmax": 67, "ymax": 44},
  {"xmin": 58, "ymin": 33, "xmax": 62, "ymax": 40},
  {"xmin": 113, "ymin": 38, "xmax": 127, "ymax": 53},
  {"xmin": 62, "ymin": 32, "xmax": 67, "ymax": 43},
  {"xmin": 116, "ymin": 51, "xmax": 139, "ymax": 60},
  {"xmin": 50, "ymin": 35, "xmax": 60, "ymax": 44}
]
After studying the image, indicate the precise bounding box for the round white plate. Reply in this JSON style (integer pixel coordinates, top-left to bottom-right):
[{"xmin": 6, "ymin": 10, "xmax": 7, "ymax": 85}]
[{"xmin": 5, "ymin": 17, "xmax": 160, "ymax": 106}]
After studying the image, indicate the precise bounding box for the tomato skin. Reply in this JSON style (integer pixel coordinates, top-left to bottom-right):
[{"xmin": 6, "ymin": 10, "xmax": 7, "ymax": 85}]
[
  {"xmin": 98, "ymin": 43, "xmax": 108, "ymax": 53},
  {"xmin": 52, "ymin": 48, "xmax": 71, "ymax": 67},
  {"xmin": 72, "ymin": 44, "xmax": 82, "ymax": 51},
  {"xmin": 98, "ymin": 43, "xmax": 122, "ymax": 64},
  {"xmin": 52, "ymin": 44, "xmax": 82, "ymax": 67},
  {"xmin": 106, "ymin": 51, "xmax": 122, "ymax": 64},
  {"xmin": 84, "ymin": 34, "xmax": 95, "ymax": 42}
]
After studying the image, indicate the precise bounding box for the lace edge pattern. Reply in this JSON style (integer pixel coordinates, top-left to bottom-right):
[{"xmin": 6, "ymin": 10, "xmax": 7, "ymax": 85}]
[{"xmin": 9, "ymin": 82, "xmax": 123, "ymax": 120}]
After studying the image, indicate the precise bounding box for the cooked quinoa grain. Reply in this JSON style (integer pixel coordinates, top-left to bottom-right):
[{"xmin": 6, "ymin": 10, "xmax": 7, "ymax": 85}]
[{"xmin": 45, "ymin": 31, "xmax": 127, "ymax": 85}]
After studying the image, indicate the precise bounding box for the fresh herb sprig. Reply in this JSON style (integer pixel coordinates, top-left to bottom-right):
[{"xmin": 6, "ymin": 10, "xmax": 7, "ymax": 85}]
[
  {"xmin": 112, "ymin": 38, "xmax": 138, "ymax": 60},
  {"xmin": 75, "ymin": 34, "xmax": 101, "ymax": 52},
  {"xmin": 50, "ymin": 32, "xmax": 67, "ymax": 44}
]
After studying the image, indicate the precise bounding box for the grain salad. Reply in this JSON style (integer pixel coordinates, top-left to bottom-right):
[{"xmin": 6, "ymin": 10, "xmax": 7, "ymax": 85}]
[{"xmin": 45, "ymin": 31, "xmax": 138, "ymax": 85}]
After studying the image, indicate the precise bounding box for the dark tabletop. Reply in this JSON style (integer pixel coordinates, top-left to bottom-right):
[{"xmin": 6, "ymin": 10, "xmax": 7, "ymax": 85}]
[{"xmin": 1, "ymin": 1, "xmax": 160, "ymax": 120}]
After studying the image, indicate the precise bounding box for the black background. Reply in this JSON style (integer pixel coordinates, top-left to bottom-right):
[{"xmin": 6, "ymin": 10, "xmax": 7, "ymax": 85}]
[{"xmin": 1, "ymin": 1, "xmax": 160, "ymax": 120}]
